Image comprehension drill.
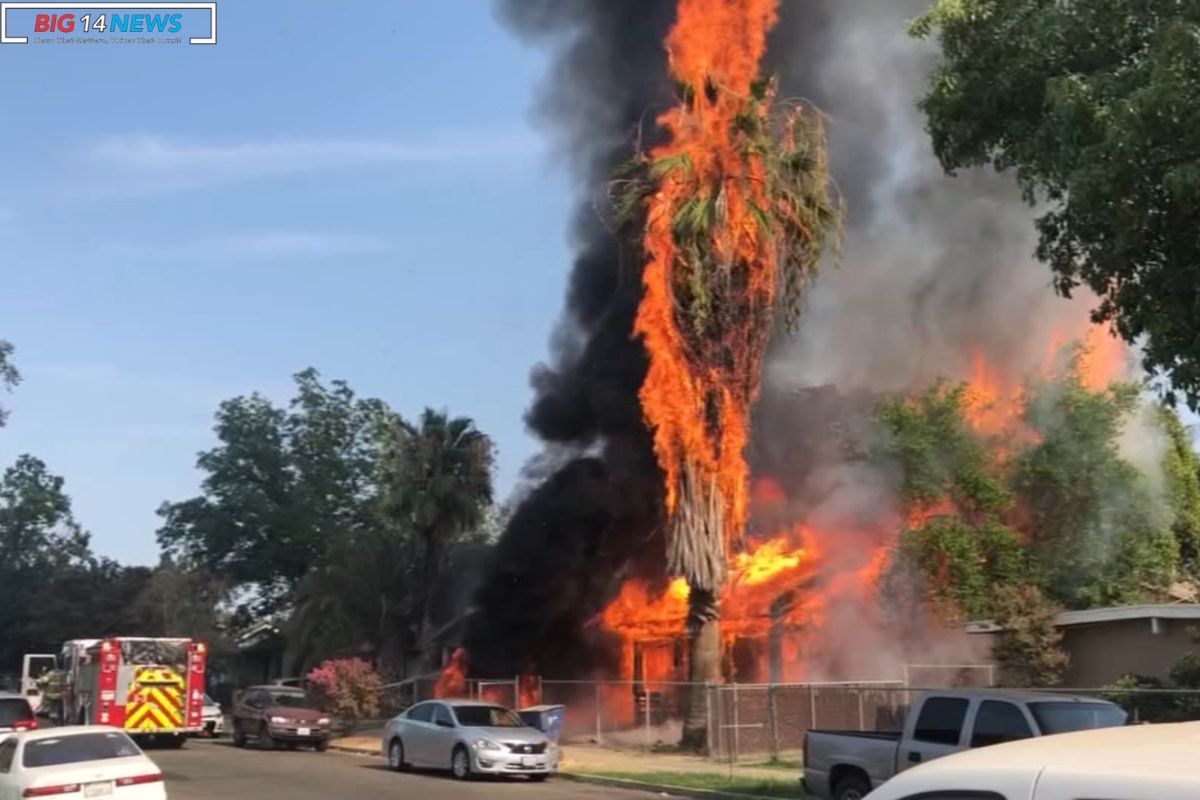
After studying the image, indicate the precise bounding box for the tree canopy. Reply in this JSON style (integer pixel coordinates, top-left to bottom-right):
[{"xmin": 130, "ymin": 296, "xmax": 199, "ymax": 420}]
[
  {"xmin": 878, "ymin": 357, "xmax": 1200, "ymax": 682},
  {"xmin": 156, "ymin": 369, "xmax": 389, "ymax": 614},
  {"xmin": 912, "ymin": 1, "xmax": 1200, "ymax": 406}
]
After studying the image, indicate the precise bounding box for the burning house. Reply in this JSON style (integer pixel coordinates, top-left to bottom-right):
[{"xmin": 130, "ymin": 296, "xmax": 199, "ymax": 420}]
[{"xmin": 447, "ymin": 0, "xmax": 1157, "ymax": 744}]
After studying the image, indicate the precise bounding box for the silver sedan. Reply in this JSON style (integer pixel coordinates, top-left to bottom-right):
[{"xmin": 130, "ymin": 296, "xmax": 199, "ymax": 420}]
[{"xmin": 380, "ymin": 699, "xmax": 557, "ymax": 781}]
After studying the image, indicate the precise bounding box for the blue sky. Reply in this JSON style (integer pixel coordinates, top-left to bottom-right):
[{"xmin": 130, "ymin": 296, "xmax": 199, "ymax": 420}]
[{"xmin": 0, "ymin": 1, "xmax": 571, "ymax": 564}]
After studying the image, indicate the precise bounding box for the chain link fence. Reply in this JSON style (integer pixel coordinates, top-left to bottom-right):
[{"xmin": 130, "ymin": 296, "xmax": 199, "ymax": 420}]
[{"xmin": 373, "ymin": 670, "xmax": 1200, "ymax": 763}]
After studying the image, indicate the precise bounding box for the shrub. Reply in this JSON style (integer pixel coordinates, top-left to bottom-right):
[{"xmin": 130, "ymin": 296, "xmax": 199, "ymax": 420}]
[{"xmin": 306, "ymin": 658, "xmax": 382, "ymax": 727}]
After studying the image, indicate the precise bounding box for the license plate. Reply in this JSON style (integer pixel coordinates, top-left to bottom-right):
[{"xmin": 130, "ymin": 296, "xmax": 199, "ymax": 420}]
[
  {"xmin": 297, "ymin": 727, "xmax": 310, "ymax": 736},
  {"xmin": 84, "ymin": 782, "xmax": 113, "ymax": 798},
  {"xmin": 520, "ymin": 756, "xmax": 535, "ymax": 767}
]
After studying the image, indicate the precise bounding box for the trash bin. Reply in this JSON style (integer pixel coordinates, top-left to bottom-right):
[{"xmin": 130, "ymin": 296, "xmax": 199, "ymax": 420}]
[{"xmin": 518, "ymin": 704, "xmax": 566, "ymax": 745}]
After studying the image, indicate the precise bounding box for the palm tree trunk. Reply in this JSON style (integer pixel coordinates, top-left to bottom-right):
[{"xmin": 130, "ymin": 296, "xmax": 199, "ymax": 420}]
[{"xmin": 681, "ymin": 587, "xmax": 721, "ymax": 752}]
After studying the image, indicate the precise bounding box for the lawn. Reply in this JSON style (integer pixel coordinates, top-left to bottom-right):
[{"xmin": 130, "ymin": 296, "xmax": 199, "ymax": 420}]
[
  {"xmin": 743, "ymin": 758, "xmax": 804, "ymax": 772},
  {"xmin": 586, "ymin": 769, "xmax": 810, "ymax": 798}
]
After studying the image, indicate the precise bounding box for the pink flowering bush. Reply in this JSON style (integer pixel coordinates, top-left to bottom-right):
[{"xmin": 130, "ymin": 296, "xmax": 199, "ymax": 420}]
[{"xmin": 306, "ymin": 658, "xmax": 382, "ymax": 726}]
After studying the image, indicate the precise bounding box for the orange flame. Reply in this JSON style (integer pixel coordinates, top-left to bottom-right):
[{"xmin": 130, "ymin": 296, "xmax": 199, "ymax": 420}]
[
  {"xmin": 434, "ymin": 648, "xmax": 468, "ymax": 699},
  {"xmin": 635, "ymin": 0, "xmax": 781, "ymax": 545}
]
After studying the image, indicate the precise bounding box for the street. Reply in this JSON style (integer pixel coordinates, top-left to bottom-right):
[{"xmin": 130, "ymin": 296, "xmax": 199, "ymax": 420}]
[{"xmin": 152, "ymin": 740, "xmax": 660, "ymax": 800}]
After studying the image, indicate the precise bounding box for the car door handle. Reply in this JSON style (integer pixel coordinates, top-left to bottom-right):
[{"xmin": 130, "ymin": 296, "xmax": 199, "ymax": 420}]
[{"xmin": 907, "ymin": 751, "xmax": 922, "ymax": 763}]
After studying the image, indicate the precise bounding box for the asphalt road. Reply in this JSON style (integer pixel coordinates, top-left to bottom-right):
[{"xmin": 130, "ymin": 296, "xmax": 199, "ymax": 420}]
[{"xmin": 152, "ymin": 739, "xmax": 662, "ymax": 800}]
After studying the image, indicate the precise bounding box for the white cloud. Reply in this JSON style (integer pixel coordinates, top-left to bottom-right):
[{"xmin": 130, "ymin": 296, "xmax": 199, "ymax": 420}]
[
  {"xmin": 85, "ymin": 131, "xmax": 540, "ymax": 192},
  {"xmin": 103, "ymin": 229, "xmax": 391, "ymax": 262}
]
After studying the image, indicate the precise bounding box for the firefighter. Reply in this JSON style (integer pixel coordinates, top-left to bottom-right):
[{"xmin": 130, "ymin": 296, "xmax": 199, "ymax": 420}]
[{"xmin": 35, "ymin": 669, "xmax": 64, "ymax": 722}]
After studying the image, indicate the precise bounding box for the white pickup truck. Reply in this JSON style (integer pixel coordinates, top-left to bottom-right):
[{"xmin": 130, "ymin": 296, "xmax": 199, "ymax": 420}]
[{"xmin": 803, "ymin": 689, "xmax": 1127, "ymax": 800}]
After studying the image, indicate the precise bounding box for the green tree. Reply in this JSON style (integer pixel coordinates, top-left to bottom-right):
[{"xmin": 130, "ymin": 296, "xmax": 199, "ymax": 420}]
[
  {"xmin": 23, "ymin": 560, "xmax": 154, "ymax": 651},
  {"xmin": 1014, "ymin": 373, "xmax": 1177, "ymax": 607},
  {"xmin": 380, "ymin": 409, "xmax": 493, "ymax": 653},
  {"xmin": 912, "ymin": 1, "xmax": 1200, "ymax": 406},
  {"xmin": 0, "ymin": 455, "xmax": 91, "ymax": 669},
  {"xmin": 0, "ymin": 340, "xmax": 18, "ymax": 427},
  {"xmin": 991, "ymin": 584, "xmax": 1068, "ymax": 687},
  {"xmin": 129, "ymin": 561, "xmax": 229, "ymax": 645},
  {"xmin": 877, "ymin": 382, "xmax": 1026, "ymax": 620},
  {"xmin": 287, "ymin": 523, "xmax": 418, "ymax": 678},
  {"xmin": 1159, "ymin": 408, "xmax": 1200, "ymax": 573},
  {"xmin": 157, "ymin": 369, "xmax": 389, "ymax": 614}
]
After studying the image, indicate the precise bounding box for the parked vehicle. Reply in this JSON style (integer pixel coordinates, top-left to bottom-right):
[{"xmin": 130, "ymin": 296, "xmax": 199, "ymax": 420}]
[
  {"xmin": 0, "ymin": 694, "xmax": 38, "ymax": 735},
  {"xmin": 48, "ymin": 637, "xmax": 209, "ymax": 748},
  {"xmin": 381, "ymin": 699, "xmax": 556, "ymax": 781},
  {"xmin": 230, "ymin": 685, "xmax": 331, "ymax": 751},
  {"xmin": 803, "ymin": 689, "xmax": 1127, "ymax": 800},
  {"xmin": 866, "ymin": 720, "xmax": 1200, "ymax": 799},
  {"xmin": 0, "ymin": 726, "xmax": 165, "ymax": 800},
  {"xmin": 199, "ymin": 694, "xmax": 224, "ymax": 738}
]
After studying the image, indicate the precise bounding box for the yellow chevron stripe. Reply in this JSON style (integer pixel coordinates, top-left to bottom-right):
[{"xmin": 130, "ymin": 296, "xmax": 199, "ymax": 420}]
[
  {"xmin": 125, "ymin": 702, "xmax": 173, "ymax": 730},
  {"xmin": 146, "ymin": 689, "xmax": 183, "ymax": 724}
]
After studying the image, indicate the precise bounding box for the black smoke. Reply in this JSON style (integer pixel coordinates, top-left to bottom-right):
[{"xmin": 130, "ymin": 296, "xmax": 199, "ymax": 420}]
[{"xmin": 462, "ymin": 0, "xmax": 678, "ymax": 679}]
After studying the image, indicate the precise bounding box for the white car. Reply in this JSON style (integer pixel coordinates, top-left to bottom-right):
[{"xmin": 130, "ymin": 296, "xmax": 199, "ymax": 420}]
[
  {"xmin": 381, "ymin": 700, "xmax": 556, "ymax": 781},
  {"xmin": 199, "ymin": 695, "xmax": 223, "ymax": 738},
  {"xmin": 866, "ymin": 720, "xmax": 1200, "ymax": 800},
  {"xmin": 0, "ymin": 726, "xmax": 165, "ymax": 800}
]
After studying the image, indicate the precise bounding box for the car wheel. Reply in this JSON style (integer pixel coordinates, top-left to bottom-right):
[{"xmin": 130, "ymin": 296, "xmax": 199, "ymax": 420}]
[
  {"xmin": 451, "ymin": 745, "xmax": 472, "ymax": 781},
  {"xmin": 165, "ymin": 735, "xmax": 186, "ymax": 750},
  {"xmin": 259, "ymin": 722, "xmax": 276, "ymax": 751},
  {"xmin": 529, "ymin": 775, "xmax": 548, "ymax": 783},
  {"xmin": 833, "ymin": 773, "xmax": 871, "ymax": 800},
  {"xmin": 314, "ymin": 739, "xmax": 329, "ymax": 753},
  {"xmin": 232, "ymin": 723, "xmax": 247, "ymax": 749},
  {"xmin": 387, "ymin": 739, "xmax": 407, "ymax": 771}
]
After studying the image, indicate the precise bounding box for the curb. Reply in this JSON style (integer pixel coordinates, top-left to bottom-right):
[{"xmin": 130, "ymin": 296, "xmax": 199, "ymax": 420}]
[
  {"xmin": 560, "ymin": 772, "xmax": 804, "ymax": 800},
  {"xmin": 328, "ymin": 743, "xmax": 380, "ymax": 756}
]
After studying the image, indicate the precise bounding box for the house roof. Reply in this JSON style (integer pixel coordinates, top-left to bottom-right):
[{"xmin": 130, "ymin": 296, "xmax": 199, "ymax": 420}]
[{"xmin": 967, "ymin": 603, "xmax": 1200, "ymax": 633}]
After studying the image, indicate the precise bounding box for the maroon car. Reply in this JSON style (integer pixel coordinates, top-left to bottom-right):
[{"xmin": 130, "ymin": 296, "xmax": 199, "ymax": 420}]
[{"xmin": 231, "ymin": 685, "xmax": 332, "ymax": 751}]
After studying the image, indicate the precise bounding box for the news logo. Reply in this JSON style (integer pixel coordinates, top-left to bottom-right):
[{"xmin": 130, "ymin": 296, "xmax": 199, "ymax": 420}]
[{"xmin": 1, "ymin": 2, "xmax": 216, "ymax": 45}]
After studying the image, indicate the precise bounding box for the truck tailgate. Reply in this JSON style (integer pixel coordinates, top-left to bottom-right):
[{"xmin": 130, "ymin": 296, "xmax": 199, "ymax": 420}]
[{"xmin": 805, "ymin": 729, "xmax": 902, "ymax": 799}]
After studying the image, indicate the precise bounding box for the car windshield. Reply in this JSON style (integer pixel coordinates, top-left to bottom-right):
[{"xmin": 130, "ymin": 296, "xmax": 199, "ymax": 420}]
[
  {"xmin": 453, "ymin": 705, "xmax": 524, "ymax": 728},
  {"xmin": 203, "ymin": 694, "xmax": 217, "ymax": 706},
  {"xmin": 268, "ymin": 691, "xmax": 315, "ymax": 709},
  {"xmin": 0, "ymin": 699, "xmax": 33, "ymax": 726},
  {"xmin": 1029, "ymin": 702, "xmax": 1127, "ymax": 734},
  {"xmin": 23, "ymin": 733, "xmax": 141, "ymax": 768}
]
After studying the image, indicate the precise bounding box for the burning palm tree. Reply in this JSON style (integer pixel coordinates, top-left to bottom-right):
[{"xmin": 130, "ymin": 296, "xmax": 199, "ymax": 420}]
[{"xmin": 615, "ymin": 0, "xmax": 842, "ymax": 749}]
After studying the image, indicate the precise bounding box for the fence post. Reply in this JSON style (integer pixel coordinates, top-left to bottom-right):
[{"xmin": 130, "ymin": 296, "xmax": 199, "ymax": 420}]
[
  {"xmin": 538, "ymin": 675, "xmax": 543, "ymax": 706},
  {"xmin": 644, "ymin": 682, "xmax": 652, "ymax": 746},
  {"xmin": 857, "ymin": 688, "xmax": 865, "ymax": 731},
  {"xmin": 768, "ymin": 684, "xmax": 779, "ymax": 762},
  {"xmin": 732, "ymin": 682, "xmax": 740, "ymax": 764},
  {"xmin": 810, "ymin": 686, "xmax": 818, "ymax": 732},
  {"xmin": 705, "ymin": 683, "xmax": 715, "ymax": 756},
  {"xmin": 595, "ymin": 683, "xmax": 602, "ymax": 744}
]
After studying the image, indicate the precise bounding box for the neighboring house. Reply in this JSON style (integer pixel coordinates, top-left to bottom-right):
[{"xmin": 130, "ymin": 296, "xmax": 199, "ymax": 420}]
[{"xmin": 968, "ymin": 604, "xmax": 1200, "ymax": 686}]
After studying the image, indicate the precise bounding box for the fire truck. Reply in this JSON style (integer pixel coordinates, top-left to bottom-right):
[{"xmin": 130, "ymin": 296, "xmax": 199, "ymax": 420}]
[{"xmin": 54, "ymin": 637, "xmax": 208, "ymax": 746}]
